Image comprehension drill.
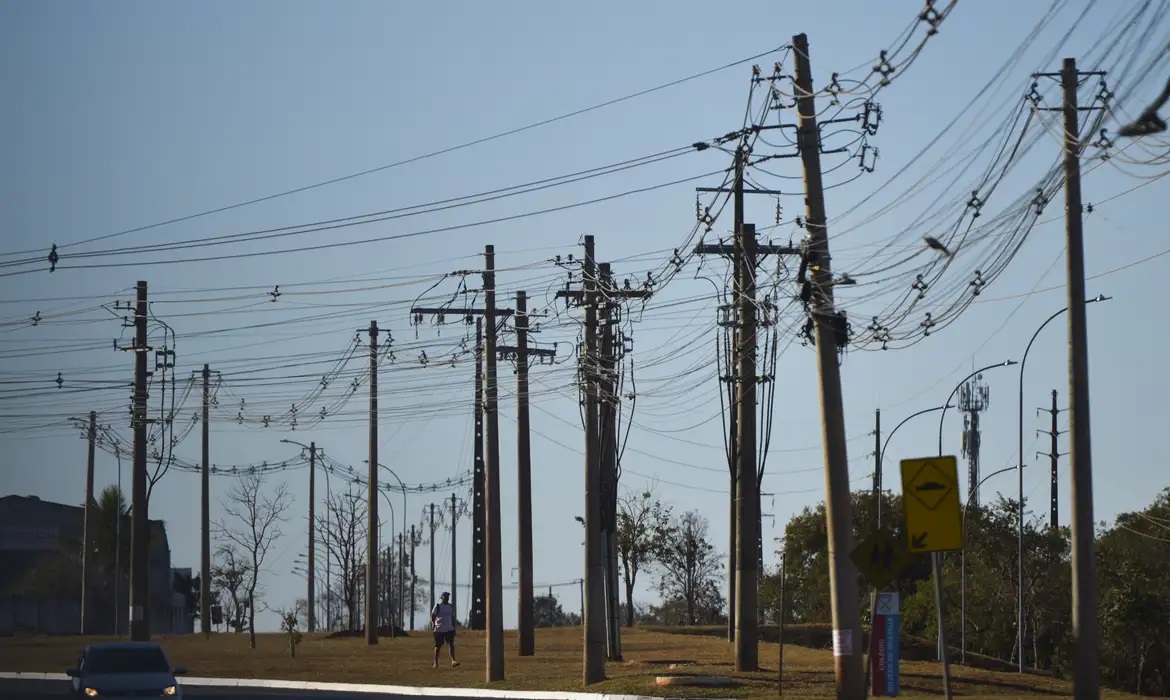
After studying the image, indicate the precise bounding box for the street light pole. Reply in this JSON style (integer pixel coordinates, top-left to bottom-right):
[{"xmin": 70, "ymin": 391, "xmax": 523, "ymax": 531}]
[
  {"xmin": 1015, "ymin": 294, "xmax": 1107, "ymax": 671},
  {"xmin": 935, "ymin": 360, "xmax": 1017, "ymax": 668},
  {"xmin": 960, "ymin": 464, "xmax": 1024, "ymax": 663},
  {"xmin": 376, "ymin": 491, "xmax": 397, "ymax": 636},
  {"xmin": 876, "ymin": 404, "xmax": 951, "ymax": 528},
  {"xmin": 281, "ymin": 438, "xmax": 318, "ymax": 633},
  {"xmin": 365, "ymin": 460, "xmax": 408, "ymax": 630}
]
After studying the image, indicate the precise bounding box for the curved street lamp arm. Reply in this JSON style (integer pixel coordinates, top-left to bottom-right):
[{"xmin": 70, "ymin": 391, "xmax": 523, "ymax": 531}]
[
  {"xmin": 938, "ymin": 360, "xmax": 1018, "ymax": 457},
  {"xmin": 879, "ymin": 404, "xmax": 951, "ymax": 471}
]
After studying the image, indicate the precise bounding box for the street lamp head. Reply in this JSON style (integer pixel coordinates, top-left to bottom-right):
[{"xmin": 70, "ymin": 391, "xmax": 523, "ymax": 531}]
[
  {"xmin": 1088, "ymin": 294, "xmax": 1111, "ymax": 303},
  {"xmin": 1003, "ymin": 360, "xmax": 1018, "ymax": 367}
]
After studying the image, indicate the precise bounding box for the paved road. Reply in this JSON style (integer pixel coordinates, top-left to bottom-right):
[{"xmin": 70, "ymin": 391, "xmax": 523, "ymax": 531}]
[{"xmin": 0, "ymin": 679, "xmax": 437, "ymax": 700}]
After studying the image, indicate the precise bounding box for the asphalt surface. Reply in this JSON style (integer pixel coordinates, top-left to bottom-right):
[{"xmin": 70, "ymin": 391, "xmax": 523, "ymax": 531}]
[{"xmin": 0, "ymin": 679, "xmax": 440, "ymax": 700}]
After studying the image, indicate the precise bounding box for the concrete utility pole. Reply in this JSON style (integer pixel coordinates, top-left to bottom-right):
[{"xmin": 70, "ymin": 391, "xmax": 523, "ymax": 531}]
[
  {"xmin": 515, "ymin": 290, "xmax": 536, "ymax": 657},
  {"xmin": 82, "ymin": 410, "xmax": 96, "ymax": 635},
  {"xmin": 409, "ymin": 298, "xmax": 514, "ymax": 632},
  {"xmin": 1029, "ymin": 57, "xmax": 1104, "ymax": 696},
  {"xmin": 596, "ymin": 262, "xmax": 649, "ymax": 660},
  {"xmin": 449, "ymin": 493, "xmax": 460, "ymax": 623},
  {"xmin": 483, "ymin": 244, "xmax": 506, "ymax": 682},
  {"xmin": 1060, "ymin": 57, "xmax": 1099, "ymax": 698},
  {"xmin": 366, "ymin": 320, "xmax": 379, "ymax": 645},
  {"xmin": 563, "ymin": 235, "xmax": 606, "ymax": 684},
  {"xmin": 473, "ymin": 318, "xmax": 486, "ymax": 631},
  {"xmin": 307, "ymin": 442, "xmax": 316, "ymax": 633},
  {"xmin": 410, "ymin": 524, "xmax": 417, "ymax": 631},
  {"xmin": 792, "ymin": 33, "xmax": 864, "ymax": 697},
  {"xmin": 129, "ymin": 280, "xmax": 150, "ymax": 642},
  {"xmin": 598, "ymin": 264, "xmax": 621, "ymax": 662},
  {"xmin": 694, "ymin": 143, "xmax": 795, "ymax": 667},
  {"xmin": 398, "ymin": 532, "xmax": 406, "ymax": 631},
  {"xmin": 555, "ymin": 238, "xmax": 652, "ymax": 679},
  {"xmin": 428, "ymin": 503, "xmax": 438, "ymax": 613},
  {"xmin": 1036, "ymin": 390, "xmax": 1066, "ymax": 529},
  {"xmin": 496, "ymin": 290, "xmax": 555, "ymax": 657},
  {"xmin": 872, "ymin": 409, "xmax": 882, "ymax": 526},
  {"xmin": 200, "ymin": 365, "xmax": 212, "ymax": 637},
  {"xmin": 733, "ymin": 219, "xmax": 760, "ymax": 672}
]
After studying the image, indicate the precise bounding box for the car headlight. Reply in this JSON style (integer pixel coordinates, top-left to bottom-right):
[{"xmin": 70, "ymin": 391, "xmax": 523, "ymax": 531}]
[
  {"xmin": 83, "ymin": 689, "xmax": 99, "ymax": 697},
  {"xmin": 162, "ymin": 686, "xmax": 177, "ymax": 696}
]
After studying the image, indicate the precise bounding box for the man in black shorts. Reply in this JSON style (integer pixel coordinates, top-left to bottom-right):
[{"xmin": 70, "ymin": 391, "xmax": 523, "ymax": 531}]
[{"xmin": 431, "ymin": 591, "xmax": 460, "ymax": 668}]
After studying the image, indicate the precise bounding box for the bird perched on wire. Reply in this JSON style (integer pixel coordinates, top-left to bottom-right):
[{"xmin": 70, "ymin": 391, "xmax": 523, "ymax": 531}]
[
  {"xmin": 1118, "ymin": 65, "xmax": 1170, "ymax": 137},
  {"xmin": 924, "ymin": 234, "xmax": 953, "ymax": 257}
]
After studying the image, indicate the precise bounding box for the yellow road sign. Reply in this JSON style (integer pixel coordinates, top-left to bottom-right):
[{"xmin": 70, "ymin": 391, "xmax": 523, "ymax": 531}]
[
  {"xmin": 850, "ymin": 527, "xmax": 911, "ymax": 589},
  {"xmin": 899, "ymin": 455, "xmax": 963, "ymax": 553}
]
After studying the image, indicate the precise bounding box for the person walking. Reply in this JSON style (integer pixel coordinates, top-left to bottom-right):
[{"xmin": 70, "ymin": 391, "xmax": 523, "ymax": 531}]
[{"xmin": 431, "ymin": 591, "xmax": 460, "ymax": 668}]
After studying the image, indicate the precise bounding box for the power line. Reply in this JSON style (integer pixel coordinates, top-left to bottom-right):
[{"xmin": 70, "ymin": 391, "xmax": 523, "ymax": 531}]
[{"xmin": 0, "ymin": 46, "xmax": 786, "ymax": 258}]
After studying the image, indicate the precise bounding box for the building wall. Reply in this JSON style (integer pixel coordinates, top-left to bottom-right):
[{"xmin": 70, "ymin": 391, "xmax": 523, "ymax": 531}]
[{"xmin": 0, "ymin": 496, "xmax": 193, "ymax": 636}]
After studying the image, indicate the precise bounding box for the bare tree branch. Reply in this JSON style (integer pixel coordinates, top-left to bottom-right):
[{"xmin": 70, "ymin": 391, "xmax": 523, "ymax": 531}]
[{"xmin": 213, "ymin": 472, "xmax": 291, "ymax": 649}]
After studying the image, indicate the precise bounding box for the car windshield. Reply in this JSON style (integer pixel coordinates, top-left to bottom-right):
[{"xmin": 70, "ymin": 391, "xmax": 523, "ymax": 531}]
[{"xmin": 86, "ymin": 647, "xmax": 171, "ymax": 674}]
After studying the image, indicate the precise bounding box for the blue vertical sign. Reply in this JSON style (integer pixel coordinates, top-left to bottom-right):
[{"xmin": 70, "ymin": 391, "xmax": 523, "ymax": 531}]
[{"xmin": 875, "ymin": 592, "xmax": 901, "ymax": 697}]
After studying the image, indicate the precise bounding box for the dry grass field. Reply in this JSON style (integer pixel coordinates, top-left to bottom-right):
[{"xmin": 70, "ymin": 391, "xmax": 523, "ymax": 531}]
[{"xmin": 0, "ymin": 626, "xmax": 1138, "ymax": 699}]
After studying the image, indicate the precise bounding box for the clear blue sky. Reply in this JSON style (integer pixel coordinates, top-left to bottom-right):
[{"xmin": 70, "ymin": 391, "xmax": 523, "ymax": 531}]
[{"xmin": 2, "ymin": 0, "xmax": 1168, "ymax": 635}]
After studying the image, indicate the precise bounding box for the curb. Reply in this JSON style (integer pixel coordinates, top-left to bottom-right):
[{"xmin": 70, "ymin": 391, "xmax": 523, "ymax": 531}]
[{"xmin": 0, "ymin": 673, "xmax": 710, "ymax": 700}]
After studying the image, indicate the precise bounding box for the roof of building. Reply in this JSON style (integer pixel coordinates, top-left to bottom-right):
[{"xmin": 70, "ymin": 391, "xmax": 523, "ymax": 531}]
[{"xmin": 0, "ymin": 494, "xmax": 170, "ymax": 554}]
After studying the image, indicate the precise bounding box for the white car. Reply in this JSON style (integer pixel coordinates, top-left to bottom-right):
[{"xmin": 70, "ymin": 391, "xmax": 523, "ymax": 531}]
[{"xmin": 66, "ymin": 641, "xmax": 188, "ymax": 698}]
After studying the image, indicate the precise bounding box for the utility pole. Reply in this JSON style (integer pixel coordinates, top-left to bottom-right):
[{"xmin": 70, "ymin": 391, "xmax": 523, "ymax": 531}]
[
  {"xmin": 307, "ymin": 442, "xmax": 316, "ymax": 633},
  {"xmin": 473, "ymin": 317, "xmax": 486, "ymax": 631},
  {"xmin": 1033, "ymin": 57, "xmax": 1103, "ymax": 699},
  {"xmin": 410, "ymin": 524, "xmax": 417, "ymax": 631},
  {"xmin": 398, "ymin": 532, "xmax": 406, "ymax": 631},
  {"xmin": 483, "ymin": 244, "xmax": 505, "ymax": 682},
  {"xmin": 129, "ymin": 280, "xmax": 150, "ymax": 641},
  {"xmin": 581, "ymin": 239, "xmax": 604, "ymax": 684},
  {"xmin": 598, "ymin": 264, "xmax": 621, "ymax": 662},
  {"xmin": 556, "ymin": 235, "xmax": 605, "ymax": 684},
  {"xmin": 410, "ymin": 299, "xmax": 514, "ymax": 632},
  {"xmin": 497, "ymin": 290, "xmax": 555, "ymax": 657},
  {"xmin": 1037, "ymin": 390, "xmax": 1066, "ymax": 529},
  {"xmin": 793, "ymin": 33, "xmax": 864, "ymax": 697},
  {"xmin": 82, "ymin": 410, "xmax": 96, "ymax": 635},
  {"xmin": 428, "ymin": 503, "xmax": 438, "ymax": 613},
  {"xmin": 200, "ymin": 365, "xmax": 212, "ymax": 637},
  {"xmin": 873, "ymin": 409, "xmax": 882, "ymax": 526},
  {"xmin": 555, "ymin": 239, "xmax": 652, "ymax": 678},
  {"xmin": 596, "ymin": 263, "xmax": 648, "ymax": 660},
  {"xmin": 450, "ymin": 493, "xmax": 460, "ymax": 624},
  {"xmin": 365, "ymin": 320, "xmax": 379, "ymax": 645},
  {"xmin": 694, "ymin": 141, "xmax": 796, "ymax": 668},
  {"xmin": 725, "ymin": 333, "xmax": 738, "ymax": 643},
  {"xmin": 732, "ymin": 216, "xmax": 760, "ymax": 672}
]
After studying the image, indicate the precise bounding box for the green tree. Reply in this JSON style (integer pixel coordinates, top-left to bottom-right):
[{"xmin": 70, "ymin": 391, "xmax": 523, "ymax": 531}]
[
  {"xmin": 1096, "ymin": 488, "xmax": 1170, "ymax": 695},
  {"xmin": 655, "ymin": 510, "xmax": 723, "ymax": 625},
  {"xmin": 616, "ymin": 486, "xmax": 672, "ymax": 626},
  {"xmin": 760, "ymin": 490, "xmax": 932, "ymax": 627}
]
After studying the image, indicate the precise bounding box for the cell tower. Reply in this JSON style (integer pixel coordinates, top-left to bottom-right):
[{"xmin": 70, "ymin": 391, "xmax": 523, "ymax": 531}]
[{"xmin": 959, "ymin": 373, "xmax": 991, "ymax": 506}]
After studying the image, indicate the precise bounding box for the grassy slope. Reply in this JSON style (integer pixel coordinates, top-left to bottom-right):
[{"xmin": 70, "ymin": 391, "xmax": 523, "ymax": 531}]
[{"xmin": 0, "ymin": 626, "xmax": 1136, "ymax": 699}]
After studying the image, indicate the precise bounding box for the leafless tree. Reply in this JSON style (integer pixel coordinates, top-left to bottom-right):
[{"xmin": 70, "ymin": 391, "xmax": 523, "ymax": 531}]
[
  {"xmin": 317, "ymin": 485, "xmax": 367, "ymax": 631},
  {"xmin": 214, "ymin": 472, "xmax": 291, "ymax": 648}
]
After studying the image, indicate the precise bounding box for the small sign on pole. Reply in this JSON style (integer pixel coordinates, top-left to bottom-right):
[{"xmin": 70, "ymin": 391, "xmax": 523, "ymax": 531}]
[{"xmin": 871, "ymin": 591, "xmax": 901, "ymax": 697}]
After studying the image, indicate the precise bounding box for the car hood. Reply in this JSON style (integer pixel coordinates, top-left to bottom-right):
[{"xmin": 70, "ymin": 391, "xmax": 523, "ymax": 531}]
[{"xmin": 82, "ymin": 672, "xmax": 178, "ymax": 691}]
